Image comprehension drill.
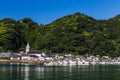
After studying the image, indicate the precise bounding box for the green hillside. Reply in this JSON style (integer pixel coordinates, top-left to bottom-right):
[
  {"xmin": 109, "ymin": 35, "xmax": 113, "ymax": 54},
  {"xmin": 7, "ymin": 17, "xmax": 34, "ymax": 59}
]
[{"xmin": 0, "ymin": 12, "xmax": 120, "ymax": 57}]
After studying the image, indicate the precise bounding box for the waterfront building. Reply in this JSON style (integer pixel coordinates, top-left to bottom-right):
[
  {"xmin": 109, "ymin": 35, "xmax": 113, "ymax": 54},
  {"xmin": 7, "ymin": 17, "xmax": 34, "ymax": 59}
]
[
  {"xmin": 0, "ymin": 52, "xmax": 11, "ymax": 58},
  {"xmin": 10, "ymin": 43, "xmax": 46, "ymax": 61},
  {"xmin": 10, "ymin": 54, "xmax": 21, "ymax": 60}
]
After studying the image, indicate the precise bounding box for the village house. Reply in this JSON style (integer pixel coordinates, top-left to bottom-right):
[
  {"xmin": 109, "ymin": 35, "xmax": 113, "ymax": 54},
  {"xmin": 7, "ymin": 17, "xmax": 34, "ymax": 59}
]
[
  {"xmin": 0, "ymin": 52, "xmax": 11, "ymax": 58},
  {"xmin": 10, "ymin": 54, "xmax": 21, "ymax": 60}
]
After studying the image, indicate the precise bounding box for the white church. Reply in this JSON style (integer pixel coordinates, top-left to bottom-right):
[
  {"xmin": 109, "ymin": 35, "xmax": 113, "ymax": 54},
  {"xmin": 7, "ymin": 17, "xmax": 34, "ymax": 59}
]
[
  {"xmin": 26, "ymin": 43, "xmax": 30, "ymax": 53},
  {"xmin": 10, "ymin": 43, "xmax": 46, "ymax": 61}
]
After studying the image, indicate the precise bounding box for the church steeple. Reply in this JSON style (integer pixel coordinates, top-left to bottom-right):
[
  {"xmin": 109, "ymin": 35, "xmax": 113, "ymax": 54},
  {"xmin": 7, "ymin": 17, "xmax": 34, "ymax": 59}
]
[{"xmin": 26, "ymin": 43, "xmax": 30, "ymax": 53}]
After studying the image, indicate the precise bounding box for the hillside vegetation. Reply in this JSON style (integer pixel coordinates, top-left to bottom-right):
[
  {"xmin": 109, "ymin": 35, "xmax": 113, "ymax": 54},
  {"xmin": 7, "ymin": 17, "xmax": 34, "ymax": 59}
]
[{"xmin": 1, "ymin": 12, "xmax": 120, "ymax": 57}]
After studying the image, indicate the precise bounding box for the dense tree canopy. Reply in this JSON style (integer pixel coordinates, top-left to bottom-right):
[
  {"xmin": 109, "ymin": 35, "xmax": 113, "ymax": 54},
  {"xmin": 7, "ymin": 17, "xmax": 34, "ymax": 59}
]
[{"xmin": 0, "ymin": 12, "xmax": 120, "ymax": 57}]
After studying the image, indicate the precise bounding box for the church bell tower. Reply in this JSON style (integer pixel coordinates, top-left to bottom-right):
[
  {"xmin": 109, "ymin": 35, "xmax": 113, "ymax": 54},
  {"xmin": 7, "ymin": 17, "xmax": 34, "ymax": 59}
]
[{"xmin": 26, "ymin": 43, "xmax": 30, "ymax": 53}]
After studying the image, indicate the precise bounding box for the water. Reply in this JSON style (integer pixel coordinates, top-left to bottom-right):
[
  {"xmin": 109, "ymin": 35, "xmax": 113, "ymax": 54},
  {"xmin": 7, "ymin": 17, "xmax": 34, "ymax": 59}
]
[{"xmin": 0, "ymin": 64, "xmax": 120, "ymax": 80}]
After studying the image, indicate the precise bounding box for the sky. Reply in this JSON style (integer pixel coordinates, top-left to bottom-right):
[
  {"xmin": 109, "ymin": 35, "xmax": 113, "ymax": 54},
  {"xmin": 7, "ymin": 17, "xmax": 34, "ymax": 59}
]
[{"xmin": 0, "ymin": 0, "xmax": 120, "ymax": 24}]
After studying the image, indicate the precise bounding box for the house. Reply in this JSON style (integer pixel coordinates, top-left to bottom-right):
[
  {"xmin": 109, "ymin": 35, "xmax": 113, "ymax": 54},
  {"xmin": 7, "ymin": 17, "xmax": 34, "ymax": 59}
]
[
  {"xmin": 21, "ymin": 54, "xmax": 30, "ymax": 60},
  {"xmin": 10, "ymin": 54, "xmax": 21, "ymax": 60},
  {"xmin": 27, "ymin": 50, "xmax": 46, "ymax": 61},
  {"xmin": 0, "ymin": 52, "xmax": 11, "ymax": 58},
  {"xmin": 45, "ymin": 53, "xmax": 58, "ymax": 61},
  {"xmin": 29, "ymin": 55, "xmax": 39, "ymax": 61}
]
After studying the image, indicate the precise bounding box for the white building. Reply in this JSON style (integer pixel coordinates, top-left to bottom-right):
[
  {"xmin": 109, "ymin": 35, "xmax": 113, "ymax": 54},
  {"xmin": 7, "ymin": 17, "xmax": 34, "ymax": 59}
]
[
  {"xmin": 26, "ymin": 43, "xmax": 30, "ymax": 53},
  {"xmin": 10, "ymin": 43, "xmax": 46, "ymax": 61},
  {"xmin": 24, "ymin": 43, "xmax": 46, "ymax": 60}
]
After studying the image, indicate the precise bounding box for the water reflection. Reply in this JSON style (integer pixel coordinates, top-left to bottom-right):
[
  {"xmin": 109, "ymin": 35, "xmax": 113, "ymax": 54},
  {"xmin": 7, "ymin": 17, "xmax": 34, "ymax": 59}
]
[
  {"xmin": 0, "ymin": 64, "xmax": 120, "ymax": 80},
  {"xmin": 35, "ymin": 66, "xmax": 44, "ymax": 79},
  {"xmin": 24, "ymin": 66, "xmax": 29, "ymax": 80}
]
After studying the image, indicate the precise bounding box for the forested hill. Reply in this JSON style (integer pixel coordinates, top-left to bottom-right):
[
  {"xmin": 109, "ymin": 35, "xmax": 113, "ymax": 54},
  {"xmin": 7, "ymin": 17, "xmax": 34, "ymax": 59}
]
[{"xmin": 1, "ymin": 12, "xmax": 120, "ymax": 57}]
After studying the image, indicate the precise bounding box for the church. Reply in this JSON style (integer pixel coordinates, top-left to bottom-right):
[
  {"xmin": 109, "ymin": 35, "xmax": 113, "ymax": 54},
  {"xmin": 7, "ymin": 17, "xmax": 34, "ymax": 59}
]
[{"xmin": 10, "ymin": 43, "xmax": 46, "ymax": 61}]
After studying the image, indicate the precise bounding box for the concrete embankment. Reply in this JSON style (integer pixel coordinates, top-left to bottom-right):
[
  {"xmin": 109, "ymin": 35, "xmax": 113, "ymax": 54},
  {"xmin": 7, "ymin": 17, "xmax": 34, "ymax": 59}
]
[{"xmin": 0, "ymin": 59, "xmax": 44, "ymax": 65}]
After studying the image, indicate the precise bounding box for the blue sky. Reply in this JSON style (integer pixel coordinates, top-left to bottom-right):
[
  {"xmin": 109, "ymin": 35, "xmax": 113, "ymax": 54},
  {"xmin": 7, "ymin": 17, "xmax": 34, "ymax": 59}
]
[{"xmin": 0, "ymin": 0, "xmax": 120, "ymax": 24}]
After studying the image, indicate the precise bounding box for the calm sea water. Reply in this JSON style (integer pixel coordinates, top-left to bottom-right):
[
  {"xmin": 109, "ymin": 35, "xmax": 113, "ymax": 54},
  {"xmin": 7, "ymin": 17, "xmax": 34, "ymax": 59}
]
[{"xmin": 0, "ymin": 64, "xmax": 120, "ymax": 80}]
